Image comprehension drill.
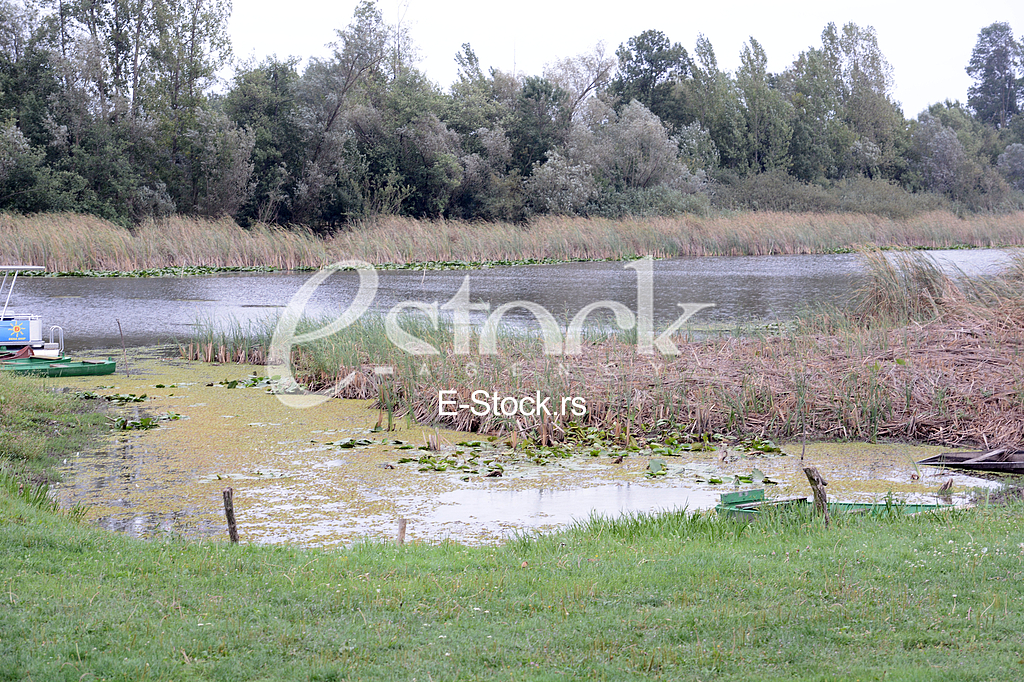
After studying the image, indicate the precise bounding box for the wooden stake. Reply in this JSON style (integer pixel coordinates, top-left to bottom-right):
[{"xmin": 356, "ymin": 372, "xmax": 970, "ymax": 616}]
[
  {"xmin": 802, "ymin": 467, "xmax": 831, "ymax": 527},
  {"xmin": 223, "ymin": 487, "xmax": 239, "ymax": 543},
  {"xmin": 397, "ymin": 518, "xmax": 407, "ymax": 545},
  {"xmin": 116, "ymin": 319, "xmax": 130, "ymax": 378}
]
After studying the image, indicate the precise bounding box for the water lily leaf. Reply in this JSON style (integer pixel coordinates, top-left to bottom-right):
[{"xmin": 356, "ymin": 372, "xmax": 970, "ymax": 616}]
[{"xmin": 647, "ymin": 458, "xmax": 666, "ymax": 476}]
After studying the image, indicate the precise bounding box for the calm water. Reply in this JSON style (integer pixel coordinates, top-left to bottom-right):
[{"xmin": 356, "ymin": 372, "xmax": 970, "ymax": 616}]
[{"xmin": 9, "ymin": 249, "xmax": 1014, "ymax": 351}]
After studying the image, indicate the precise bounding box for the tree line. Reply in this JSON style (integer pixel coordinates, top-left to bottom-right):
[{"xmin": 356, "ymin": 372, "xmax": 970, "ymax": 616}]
[{"xmin": 2, "ymin": 0, "xmax": 1024, "ymax": 227}]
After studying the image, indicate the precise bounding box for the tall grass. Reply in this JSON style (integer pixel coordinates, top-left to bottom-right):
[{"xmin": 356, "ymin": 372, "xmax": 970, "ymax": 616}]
[
  {"xmin": 4, "ymin": 210, "xmax": 1024, "ymax": 271},
  {"xmin": 328, "ymin": 211, "xmax": 1024, "ymax": 263}
]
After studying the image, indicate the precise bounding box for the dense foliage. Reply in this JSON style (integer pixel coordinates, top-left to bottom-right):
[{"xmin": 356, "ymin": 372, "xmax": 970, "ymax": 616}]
[{"xmin": 2, "ymin": 1, "xmax": 1024, "ymax": 226}]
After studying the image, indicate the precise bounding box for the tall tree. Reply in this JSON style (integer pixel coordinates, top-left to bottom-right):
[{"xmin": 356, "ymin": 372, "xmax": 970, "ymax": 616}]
[
  {"xmin": 225, "ymin": 57, "xmax": 304, "ymax": 223},
  {"xmin": 508, "ymin": 75, "xmax": 570, "ymax": 175},
  {"xmin": 689, "ymin": 35, "xmax": 745, "ymax": 170},
  {"xmin": 832, "ymin": 23, "xmax": 906, "ymax": 178},
  {"xmin": 291, "ymin": 0, "xmax": 390, "ymax": 222},
  {"xmin": 736, "ymin": 38, "xmax": 793, "ymax": 172},
  {"xmin": 543, "ymin": 43, "xmax": 616, "ymax": 122},
  {"xmin": 609, "ymin": 30, "xmax": 688, "ymax": 124},
  {"xmin": 966, "ymin": 22, "xmax": 1022, "ymax": 128}
]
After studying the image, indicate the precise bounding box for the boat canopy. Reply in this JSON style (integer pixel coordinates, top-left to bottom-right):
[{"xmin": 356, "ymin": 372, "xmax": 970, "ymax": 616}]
[
  {"xmin": 1, "ymin": 265, "xmax": 44, "ymax": 319},
  {"xmin": 1, "ymin": 266, "xmax": 45, "ymax": 347}
]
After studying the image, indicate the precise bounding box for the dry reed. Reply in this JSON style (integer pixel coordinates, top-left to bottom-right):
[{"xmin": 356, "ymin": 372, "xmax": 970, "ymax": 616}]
[{"xmin": 4, "ymin": 210, "xmax": 1024, "ymax": 271}]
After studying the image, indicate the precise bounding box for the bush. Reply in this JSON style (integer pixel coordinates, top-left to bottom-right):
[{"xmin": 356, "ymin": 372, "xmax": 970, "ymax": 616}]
[
  {"xmin": 587, "ymin": 185, "xmax": 711, "ymax": 218},
  {"xmin": 711, "ymin": 171, "xmax": 948, "ymax": 219},
  {"xmin": 711, "ymin": 170, "xmax": 838, "ymax": 212}
]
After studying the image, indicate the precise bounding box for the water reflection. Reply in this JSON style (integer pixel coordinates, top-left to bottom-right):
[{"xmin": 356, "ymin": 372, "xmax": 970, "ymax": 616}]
[{"xmin": 414, "ymin": 483, "xmax": 721, "ymax": 539}]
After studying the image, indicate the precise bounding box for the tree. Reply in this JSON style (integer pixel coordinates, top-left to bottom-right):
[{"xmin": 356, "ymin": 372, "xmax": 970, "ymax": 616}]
[
  {"xmin": 829, "ymin": 22, "xmax": 905, "ymax": 178},
  {"xmin": 291, "ymin": 0, "xmax": 390, "ymax": 222},
  {"xmin": 446, "ymin": 44, "xmax": 515, "ymax": 135},
  {"xmin": 187, "ymin": 108, "xmax": 255, "ymax": 217},
  {"xmin": 779, "ymin": 23, "xmax": 905, "ymax": 181},
  {"xmin": 0, "ymin": 0, "xmax": 35, "ymax": 64},
  {"xmin": 0, "ymin": 119, "xmax": 30, "ymax": 185},
  {"xmin": 997, "ymin": 142, "xmax": 1024, "ymax": 190},
  {"xmin": 689, "ymin": 35, "xmax": 745, "ymax": 170},
  {"xmin": 143, "ymin": 0, "xmax": 234, "ymax": 213},
  {"xmin": 507, "ymin": 75, "xmax": 570, "ymax": 175},
  {"xmin": 781, "ymin": 43, "xmax": 844, "ymax": 181},
  {"xmin": 543, "ymin": 43, "xmax": 616, "ymax": 122},
  {"xmin": 300, "ymin": 0, "xmax": 388, "ymax": 173},
  {"xmin": 609, "ymin": 30, "xmax": 688, "ymax": 123},
  {"xmin": 736, "ymin": 38, "xmax": 793, "ymax": 172},
  {"xmin": 527, "ymin": 98, "xmax": 706, "ymax": 216},
  {"xmin": 444, "ymin": 46, "xmax": 524, "ymax": 221},
  {"xmin": 225, "ymin": 57, "xmax": 305, "ymax": 223},
  {"xmin": 911, "ymin": 114, "xmax": 974, "ymax": 199},
  {"xmin": 966, "ymin": 22, "xmax": 1022, "ymax": 128}
]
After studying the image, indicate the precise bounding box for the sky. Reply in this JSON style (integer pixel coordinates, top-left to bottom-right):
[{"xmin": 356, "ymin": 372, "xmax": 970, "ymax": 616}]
[{"xmin": 228, "ymin": 0, "xmax": 1024, "ymax": 118}]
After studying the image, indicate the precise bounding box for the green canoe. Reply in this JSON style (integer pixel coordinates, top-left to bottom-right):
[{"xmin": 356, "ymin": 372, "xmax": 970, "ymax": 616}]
[
  {"xmin": 0, "ymin": 355, "xmax": 116, "ymax": 377},
  {"xmin": 715, "ymin": 489, "xmax": 949, "ymax": 521}
]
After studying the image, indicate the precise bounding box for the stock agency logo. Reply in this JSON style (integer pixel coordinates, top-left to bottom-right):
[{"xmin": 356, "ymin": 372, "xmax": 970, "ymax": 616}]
[{"xmin": 268, "ymin": 256, "xmax": 713, "ymax": 408}]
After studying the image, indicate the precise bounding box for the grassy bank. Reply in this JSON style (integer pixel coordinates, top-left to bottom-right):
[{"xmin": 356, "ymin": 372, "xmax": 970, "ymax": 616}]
[
  {"xmin": 0, "ymin": 373, "xmax": 108, "ymax": 485},
  {"xmin": 4, "ymin": 210, "xmax": 1024, "ymax": 273},
  {"xmin": 184, "ymin": 251, "xmax": 1024, "ymax": 449},
  {"xmin": 3, "ymin": 485, "xmax": 1024, "ymax": 680}
]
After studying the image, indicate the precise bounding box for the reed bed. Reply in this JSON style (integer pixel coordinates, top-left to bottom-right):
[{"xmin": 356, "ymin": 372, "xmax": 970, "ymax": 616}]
[
  {"xmin": 183, "ymin": 252, "xmax": 1024, "ymax": 448},
  {"xmin": 4, "ymin": 210, "xmax": 1024, "ymax": 271},
  {"xmin": 0, "ymin": 213, "xmax": 330, "ymax": 271},
  {"xmin": 327, "ymin": 211, "xmax": 1024, "ymax": 263}
]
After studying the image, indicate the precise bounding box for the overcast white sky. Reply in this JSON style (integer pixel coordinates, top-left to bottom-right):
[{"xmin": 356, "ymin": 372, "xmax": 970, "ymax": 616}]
[{"xmin": 228, "ymin": 0, "xmax": 1024, "ymax": 118}]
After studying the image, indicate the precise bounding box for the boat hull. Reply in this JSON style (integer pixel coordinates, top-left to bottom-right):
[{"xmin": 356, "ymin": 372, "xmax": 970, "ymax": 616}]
[
  {"xmin": 0, "ymin": 356, "xmax": 116, "ymax": 377},
  {"xmin": 917, "ymin": 449, "xmax": 1024, "ymax": 474},
  {"xmin": 715, "ymin": 489, "xmax": 948, "ymax": 520}
]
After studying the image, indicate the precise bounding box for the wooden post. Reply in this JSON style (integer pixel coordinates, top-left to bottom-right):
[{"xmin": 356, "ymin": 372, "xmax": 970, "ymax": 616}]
[
  {"xmin": 397, "ymin": 518, "xmax": 407, "ymax": 545},
  {"xmin": 802, "ymin": 466, "xmax": 831, "ymax": 527},
  {"xmin": 223, "ymin": 487, "xmax": 239, "ymax": 543}
]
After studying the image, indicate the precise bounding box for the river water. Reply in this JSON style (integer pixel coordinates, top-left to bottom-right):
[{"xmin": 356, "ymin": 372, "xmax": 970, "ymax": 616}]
[{"xmin": 10, "ymin": 249, "xmax": 1014, "ymax": 351}]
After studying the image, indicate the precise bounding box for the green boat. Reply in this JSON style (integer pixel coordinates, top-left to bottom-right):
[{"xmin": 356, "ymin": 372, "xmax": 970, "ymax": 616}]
[
  {"xmin": 715, "ymin": 489, "xmax": 949, "ymax": 521},
  {"xmin": 0, "ymin": 265, "xmax": 117, "ymax": 377},
  {"xmin": 0, "ymin": 355, "xmax": 116, "ymax": 377}
]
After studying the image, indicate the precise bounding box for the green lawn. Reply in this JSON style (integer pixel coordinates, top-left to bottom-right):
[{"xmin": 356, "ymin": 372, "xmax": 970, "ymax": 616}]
[{"xmin": 3, "ymin": 492, "xmax": 1023, "ymax": 681}]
